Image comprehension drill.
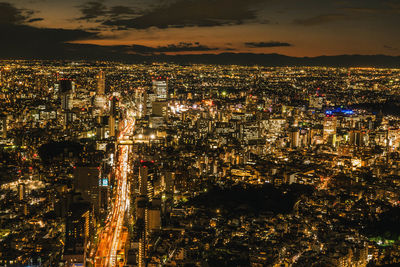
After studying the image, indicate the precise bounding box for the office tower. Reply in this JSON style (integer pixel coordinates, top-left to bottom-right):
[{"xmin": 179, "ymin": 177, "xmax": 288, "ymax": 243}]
[
  {"xmin": 99, "ymin": 182, "xmax": 109, "ymax": 214},
  {"xmin": 139, "ymin": 165, "xmax": 148, "ymax": 196},
  {"xmin": 18, "ymin": 183, "xmax": 25, "ymax": 201},
  {"xmin": 162, "ymin": 172, "xmax": 175, "ymax": 194},
  {"xmin": 152, "ymin": 101, "xmax": 168, "ymax": 117},
  {"xmin": 97, "ymin": 71, "xmax": 105, "ymax": 95},
  {"xmin": 59, "ymin": 79, "xmax": 74, "ymax": 128},
  {"xmin": 152, "ymin": 78, "xmax": 168, "ymax": 101},
  {"xmin": 110, "ymin": 96, "xmax": 119, "ymax": 116},
  {"xmin": 73, "ymin": 166, "xmax": 100, "ymax": 215},
  {"xmin": 135, "ymin": 87, "xmax": 148, "ymax": 118},
  {"xmin": 109, "ymin": 116, "xmax": 116, "ymax": 137},
  {"xmin": 64, "ymin": 201, "xmax": 91, "ymax": 266},
  {"xmin": 147, "ymin": 199, "xmax": 161, "ymax": 232},
  {"xmin": 323, "ymin": 116, "xmax": 337, "ymax": 142},
  {"xmin": 60, "ymin": 79, "xmax": 73, "ymax": 94},
  {"xmin": 138, "ymin": 233, "xmax": 146, "ymax": 267},
  {"xmin": 59, "ymin": 79, "xmax": 73, "ymax": 111},
  {"xmin": 289, "ymin": 128, "xmax": 299, "ymax": 148},
  {"xmin": 108, "ymin": 96, "xmax": 118, "ymax": 137},
  {"xmin": 93, "ymin": 71, "xmax": 107, "ymax": 116},
  {"xmin": 96, "ymin": 116, "xmax": 108, "ymax": 140},
  {"xmin": 0, "ymin": 114, "xmax": 7, "ymax": 138},
  {"xmin": 350, "ymin": 130, "xmax": 366, "ymax": 147}
]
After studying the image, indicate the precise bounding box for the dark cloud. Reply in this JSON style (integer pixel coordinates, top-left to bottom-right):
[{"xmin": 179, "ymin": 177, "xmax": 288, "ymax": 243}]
[
  {"xmin": 78, "ymin": 1, "xmax": 108, "ymax": 20},
  {"xmin": 0, "ymin": 2, "xmax": 31, "ymax": 24},
  {"xmin": 108, "ymin": 5, "xmax": 138, "ymax": 17},
  {"xmin": 293, "ymin": 14, "xmax": 346, "ymax": 26},
  {"xmin": 384, "ymin": 45, "xmax": 398, "ymax": 51},
  {"xmin": 102, "ymin": 0, "xmax": 264, "ymax": 29},
  {"xmin": 27, "ymin": 18, "xmax": 44, "ymax": 23},
  {"xmin": 78, "ymin": 1, "xmax": 139, "ymax": 21},
  {"xmin": 0, "ymin": 2, "xmax": 223, "ymax": 59},
  {"xmin": 245, "ymin": 41, "xmax": 292, "ymax": 48},
  {"xmin": 127, "ymin": 42, "xmax": 220, "ymax": 54},
  {"xmin": 0, "ymin": 2, "xmax": 100, "ymax": 59},
  {"xmin": 0, "ymin": 23, "xmax": 99, "ymax": 58}
]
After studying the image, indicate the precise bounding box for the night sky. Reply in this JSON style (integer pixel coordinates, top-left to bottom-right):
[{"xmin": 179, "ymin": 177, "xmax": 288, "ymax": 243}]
[{"xmin": 1, "ymin": 0, "xmax": 399, "ymax": 59}]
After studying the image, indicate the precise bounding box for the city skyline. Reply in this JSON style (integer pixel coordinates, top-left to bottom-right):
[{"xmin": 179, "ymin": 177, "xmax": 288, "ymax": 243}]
[
  {"xmin": 1, "ymin": 0, "xmax": 400, "ymax": 266},
  {"xmin": 0, "ymin": 0, "xmax": 399, "ymax": 61}
]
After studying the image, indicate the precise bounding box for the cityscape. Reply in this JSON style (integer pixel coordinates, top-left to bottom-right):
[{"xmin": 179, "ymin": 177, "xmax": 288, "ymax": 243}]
[
  {"xmin": 0, "ymin": 62, "xmax": 399, "ymax": 266},
  {"xmin": 0, "ymin": 0, "xmax": 400, "ymax": 267}
]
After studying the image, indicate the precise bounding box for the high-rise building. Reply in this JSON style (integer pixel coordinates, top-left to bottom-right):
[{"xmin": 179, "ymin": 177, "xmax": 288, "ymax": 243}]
[
  {"xmin": 139, "ymin": 165, "xmax": 148, "ymax": 196},
  {"xmin": 59, "ymin": 79, "xmax": 74, "ymax": 128},
  {"xmin": 152, "ymin": 101, "xmax": 168, "ymax": 117},
  {"xmin": 135, "ymin": 87, "xmax": 148, "ymax": 118},
  {"xmin": 323, "ymin": 116, "xmax": 337, "ymax": 142},
  {"xmin": 59, "ymin": 79, "xmax": 73, "ymax": 94},
  {"xmin": 97, "ymin": 71, "xmax": 105, "ymax": 95},
  {"xmin": 289, "ymin": 128, "xmax": 300, "ymax": 148},
  {"xmin": 162, "ymin": 171, "xmax": 175, "ymax": 194},
  {"xmin": 59, "ymin": 79, "xmax": 73, "ymax": 111},
  {"xmin": 138, "ymin": 233, "xmax": 146, "ymax": 267},
  {"xmin": 147, "ymin": 199, "xmax": 161, "ymax": 232},
  {"xmin": 18, "ymin": 183, "xmax": 25, "ymax": 201},
  {"xmin": 64, "ymin": 201, "xmax": 91, "ymax": 266},
  {"xmin": 0, "ymin": 114, "xmax": 7, "ymax": 138},
  {"xmin": 74, "ymin": 166, "xmax": 100, "ymax": 215},
  {"xmin": 93, "ymin": 71, "xmax": 107, "ymax": 116},
  {"xmin": 152, "ymin": 78, "xmax": 168, "ymax": 101}
]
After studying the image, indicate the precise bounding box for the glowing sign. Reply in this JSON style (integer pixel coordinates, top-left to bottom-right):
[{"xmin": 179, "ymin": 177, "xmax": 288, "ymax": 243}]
[
  {"xmin": 100, "ymin": 178, "xmax": 108, "ymax": 186},
  {"xmin": 325, "ymin": 107, "xmax": 354, "ymax": 116}
]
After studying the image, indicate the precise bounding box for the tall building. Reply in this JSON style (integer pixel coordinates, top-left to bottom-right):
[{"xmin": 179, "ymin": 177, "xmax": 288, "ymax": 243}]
[
  {"xmin": 152, "ymin": 101, "xmax": 168, "ymax": 117},
  {"xmin": 138, "ymin": 233, "xmax": 146, "ymax": 267},
  {"xmin": 147, "ymin": 199, "xmax": 161, "ymax": 232},
  {"xmin": 135, "ymin": 88, "xmax": 147, "ymax": 118},
  {"xmin": 59, "ymin": 79, "xmax": 74, "ymax": 128},
  {"xmin": 59, "ymin": 79, "xmax": 73, "ymax": 111},
  {"xmin": 323, "ymin": 116, "xmax": 337, "ymax": 142},
  {"xmin": 139, "ymin": 165, "xmax": 148, "ymax": 196},
  {"xmin": 152, "ymin": 78, "xmax": 168, "ymax": 101},
  {"xmin": 74, "ymin": 166, "xmax": 100, "ymax": 215},
  {"xmin": 0, "ymin": 114, "xmax": 7, "ymax": 138},
  {"xmin": 109, "ymin": 96, "xmax": 119, "ymax": 137},
  {"xmin": 59, "ymin": 79, "xmax": 73, "ymax": 94},
  {"xmin": 289, "ymin": 128, "xmax": 300, "ymax": 148},
  {"xmin": 64, "ymin": 201, "xmax": 91, "ymax": 266},
  {"xmin": 18, "ymin": 183, "xmax": 25, "ymax": 201},
  {"xmin": 97, "ymin": 71, "xmax": 105, "ymax": 95},
  {"xmin": 93, "ymin": 71, "xmax": 107, "ymax": 116}
]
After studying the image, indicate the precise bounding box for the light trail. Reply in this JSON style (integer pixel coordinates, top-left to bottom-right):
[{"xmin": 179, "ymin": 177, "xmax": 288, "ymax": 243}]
[{"xmin": 95, "ymin": 118, "xmax": 135, "ymax": 267}]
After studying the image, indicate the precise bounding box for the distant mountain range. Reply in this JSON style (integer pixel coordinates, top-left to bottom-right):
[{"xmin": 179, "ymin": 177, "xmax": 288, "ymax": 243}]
[
  {"xmin": 153, "ymin": 53, "xmax": 400, "ymax": 68},
  {"xmin": 2, "ymin": 50, "xmax": 400, "ymax": 68}
]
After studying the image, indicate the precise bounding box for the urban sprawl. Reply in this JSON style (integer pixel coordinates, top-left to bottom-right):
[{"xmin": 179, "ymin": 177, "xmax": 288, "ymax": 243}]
[{"xmin": 0, "ymin": 61, "xmax": 400, "ymax": 267}]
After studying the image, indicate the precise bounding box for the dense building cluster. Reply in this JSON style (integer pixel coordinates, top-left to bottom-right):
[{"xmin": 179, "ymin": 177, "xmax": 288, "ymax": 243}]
[{"xmin": 0, "ymin": 61, "xmax": 399, "ymax": 266}]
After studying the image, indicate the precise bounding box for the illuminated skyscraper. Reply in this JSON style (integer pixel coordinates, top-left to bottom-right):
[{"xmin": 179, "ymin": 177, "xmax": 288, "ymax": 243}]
[
  {"xmin": 64, "ymin": 202, "xmax": 91, "ymax": 266},
  {"xmin": 97, "ymin": 71, "xmax": 105, "ymax": 95},
  {"xmin": 59, "ymin": 79, "xmax": 73, "ymax": 111},
  {"xmin": 139, "ymin": 165, "xmax": 148, "ymax": 196},
  {"xmin": 135, "ymin": 87, "xmax": 147, "ymax": 118},
  {"xmin": 323, "ymin": 116, "xmax": 337, "ymax": 142},
  {"xmin": 289, "ymin": 128, "xmax": 300, "ymax": 148},
  {"xmin": 0, "ymin": 114, "xmax": 7, "ymax": 138},
  {"xmin": 18, "ymin": 183, "xmax": 25, "ymax": 201},
  {"xmin": 152, "ymin": 78, "xmax": 168, "ymax": 101},
  {"xmin": 93, "ymin": 71, "xmax": 107, "ymax": 117}
]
